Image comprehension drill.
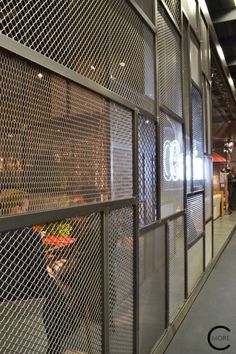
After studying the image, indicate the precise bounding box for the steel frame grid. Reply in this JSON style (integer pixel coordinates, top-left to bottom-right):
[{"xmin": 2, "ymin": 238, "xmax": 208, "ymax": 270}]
[
  {"xmin": 181, "ymin": 0, "xmax": 201, "ymax": 43},
  {"xmin": 165, "ymin": 221, "xmax": 170, "ymax": 328},
  {"xmin": 127, "ymin": 0, "xmax": 156, "ymax": 30},
  {"xmin": 200, "ymin": 11, "xmax": 211, "ymax": 80},
  {"xmin": 190, "ymin": 81, "xmax": 204, "ymax": 192},
  {"xmin": 159, "ymin": 0, "xmax": 182, "ymax": 35},
  {"xmin": 181, "ymin": 10, "xmax": 189, "ymax": 301},
  {"xmin": 157, "ymin": 2, "xmax": 183, "ymax": 120},
  {"xmin": 133, "ymin": 109, "xmax": 140, "ymax": 354},
  {"xmin": 0, "ymin": 0, "xmax": 214, "ymax": 353}
]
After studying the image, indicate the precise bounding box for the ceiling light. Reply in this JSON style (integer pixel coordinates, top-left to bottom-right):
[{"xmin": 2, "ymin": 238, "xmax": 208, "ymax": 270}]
[
  {"xmin": 119, "ymin": 62, "xmax": 125, "ymax": 67},
  {"xmin": 90, "ymin": 65, "xmax": 95, "ymax": 71},
  {"xmin": 37, "ymin": 73, "xmax": 43, "ymax": 79},
  {"xmin": 145, "ymin": 119, "xmax": 150, "ymax": 124}
]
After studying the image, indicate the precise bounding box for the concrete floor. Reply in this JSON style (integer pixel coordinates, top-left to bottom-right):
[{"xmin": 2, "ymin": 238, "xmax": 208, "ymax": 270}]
[{"xmin": 165, "ymin": 212, "xmax": 236, "ymax": 354}]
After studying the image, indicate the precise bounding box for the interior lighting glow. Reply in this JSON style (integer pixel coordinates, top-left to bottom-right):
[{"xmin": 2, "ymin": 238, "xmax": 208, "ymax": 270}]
[
  {"xmin": 37, "ymin": 73, "xmax": 43, "ymax": 79},
  {"xmin": 119, "ymin": 62, "xmax": 125, "ymax": 67},
  {"xmin": 90, "ymin": 65, "xmax": 95, "ymax": 71}
]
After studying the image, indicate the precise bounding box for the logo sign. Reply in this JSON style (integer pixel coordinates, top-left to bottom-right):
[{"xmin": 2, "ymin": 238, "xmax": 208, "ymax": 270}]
[
  {"xmin": 207, "ymin": 326, "xmax": 230, "ymax": 351},
  {"xmin": 163, "ymin": 139, "xmax": 183, "ymax": 182}
]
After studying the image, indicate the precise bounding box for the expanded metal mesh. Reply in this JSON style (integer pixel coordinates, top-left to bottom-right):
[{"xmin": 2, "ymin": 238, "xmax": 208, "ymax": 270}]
[
  {"xmin": 138, "ymin": 115, "xmax": 157, "ymax": 227},
  {"xmin": 160, "ymin": 112, "xmax": 184, "ymax": 218},
  {"xmin": 192, "ymin": 84, "xmax": 204, "ymax": 190},
  {"xmin": 162, "ymin": 0, "xmax": 181, "ymax": 26},
  {"xmin": 200, "ymin": 14, "xmax": 210, "ymax": 78},
  {"xmin": 182, "ymin": 0, "xmax": 198, "ymax": 31},
  {"xmin": 1, "ymin": 51, "xmax": 133, "ymax": 215},
  {"xmin": 205, "ymin": 157, "xmax": 213, "ymax": 221},
  {"xmin": 1, "ymin": 0, "xmax": 155, "ymax": 113},
  {"xmin": 108, "ymin": 207, "xmax": 134, "ymax": 354},
  {"xmin": 168, "ymin": 217, "xmax": 185, "ymax": 322},
  {"xmin": 157, "ymin": 4, "xmax": 182, "ymax": 117},
  {"xmin": 139, "ymin": 225, "xmax": 166, "ymax": 354},
  {"xmin": 205, "ymin": 221, "xmax": 212, "ymax": 267},
  {"xmin": 0, "ymin": 213, "xmax": 103, "ymax": 353},
  {"xmin": 187, "ymin": 194, "xmax": 204, "ymax": 245},
  {"xmin": 135, "ymin": 0, "xmax": 155, "ymax": 22},
  {"xmin": 190, "ymin": 39, "xmax": 200, "ymax": 87}
]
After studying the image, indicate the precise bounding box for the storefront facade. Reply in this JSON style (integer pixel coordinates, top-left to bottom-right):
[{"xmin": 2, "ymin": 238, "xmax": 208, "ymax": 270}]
[{"xmin": 0, "ymin": 1, "xmax": 214, "ymax": 353}]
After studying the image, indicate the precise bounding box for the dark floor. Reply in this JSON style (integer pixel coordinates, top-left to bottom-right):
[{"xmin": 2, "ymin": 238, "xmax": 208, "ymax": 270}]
[{"xmin": 165, "ymin": 216, "xmax": 236, "ymax": 354}]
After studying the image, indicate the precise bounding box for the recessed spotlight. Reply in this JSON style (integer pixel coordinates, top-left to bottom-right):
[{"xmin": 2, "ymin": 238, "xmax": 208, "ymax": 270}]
[
  {"xmin": 119, "ymin": 62, "xmax": 125, "ymax": 67},
  {"xmin": 145, "ymin": 119, "xmax": 150, "ymax": 124},
  {"xmin": 90, "ymin": 65, "xmax": 95, "ymax": 71},
  {"xmin": 37, "ymin": 73, "xmax": 43, "ymax": 79}
]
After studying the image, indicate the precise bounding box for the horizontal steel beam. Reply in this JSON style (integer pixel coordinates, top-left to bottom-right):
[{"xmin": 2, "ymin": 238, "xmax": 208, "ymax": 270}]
[
  {"xmin": 213, "ymin": 9, "xmax": 236, "ymax": 24},
  {"xmin": 0, "ymin": 197, "xmax": 136, "ymax": 233},
  {"xmin": 228, "ymin": 59, "xmax": 236, "ymax": 67}
]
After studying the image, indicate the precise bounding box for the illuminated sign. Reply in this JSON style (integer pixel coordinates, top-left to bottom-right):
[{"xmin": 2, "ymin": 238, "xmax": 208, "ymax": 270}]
[{"xmin": 163, "ymin": 140, "xmax": 183, "ymax": 182}]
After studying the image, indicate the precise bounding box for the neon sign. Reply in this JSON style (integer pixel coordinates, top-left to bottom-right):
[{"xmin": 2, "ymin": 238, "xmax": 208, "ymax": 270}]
[{"xmin": 163, "ymin": 140, "xmax": 183, "ymax": 182}]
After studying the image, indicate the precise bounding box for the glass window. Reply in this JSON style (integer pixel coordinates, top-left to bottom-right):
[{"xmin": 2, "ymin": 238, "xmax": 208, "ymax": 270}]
[{"xmin": 160, "ymin": 112, "xmax": 184, "ymax": 218}]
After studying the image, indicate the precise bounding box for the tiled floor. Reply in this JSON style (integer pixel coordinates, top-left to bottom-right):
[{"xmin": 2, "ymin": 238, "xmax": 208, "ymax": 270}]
[{"xmin": 165, "ymin": 212, "xmax": 236, "ymax": 354}]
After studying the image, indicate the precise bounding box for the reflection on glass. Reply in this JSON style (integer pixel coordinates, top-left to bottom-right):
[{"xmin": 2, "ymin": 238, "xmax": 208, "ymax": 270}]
[{"xmin": 161, "ymin": 114, "xmax": 184, "ymax": 217}]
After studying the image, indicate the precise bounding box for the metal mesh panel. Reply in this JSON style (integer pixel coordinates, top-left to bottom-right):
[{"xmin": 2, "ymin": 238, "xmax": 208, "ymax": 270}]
[
  {"xmin": 206, "ymin": 81, "xmax": 212, "ymax": 155},
  {"xmin": 192, "ymin": 84, "xmax": 204, "ymax": 190},
  {"xmin": 1, "ymin": 0, "xmax": 155, "ymax": 112},
  {"xmin": 0, "ymin": 213, "xmax": 103, "ymax": 353},
  {"xmin": 138, "ymin": 115, "xmax": 157, "ymax": 226},
  {"xmin": 108, "ymin": 207, "xmax": 134, "ymax": 354},
  {"xmin": 139, "ymin": 225, "xmax": 166, "ymax": 354},
  {"xmin": 182, "ymin": 0, "xmax": 198, "ymax": 31},
  {"xmin": 135, "ymin": 0, "xmax": 155, "ymax": 21},
  {"xmin": 160, "ymin": 112, "xmax": 184, "ymax": 218},
  {"xmin": 157, "ymin": 4, "xmax": 182, "ymax": 117},
  {"xmin": 1, "ymin": 51, "xmax": 133, "ymax": 215},
  {"xmin": 187, "ymin": 194, "xmax": 204, "ymax": 245},
  {"xmin": 190, "ymin": 39, "xmax": 200, "ymax": 87},
  {"xmin": 188, "ymin": 238, "xmax": 203, "ymax": 294},
  {"xmin": 200, "ymin": 14, "xmax": 210, "ymax": 78},
  {"xmin": 205, "ymin": 157, "xmax": 213, "ymax": 221},
  {"xmin": 168, "ymin": 216, "xmax": 185, "ymax": 322},
  {"xmin": 162, "ymin": 0, "xmax": 181, "ymax": 26},
  {"xmin": 205, "ymin": 220, "xmax": 212, "ymax": 267}
]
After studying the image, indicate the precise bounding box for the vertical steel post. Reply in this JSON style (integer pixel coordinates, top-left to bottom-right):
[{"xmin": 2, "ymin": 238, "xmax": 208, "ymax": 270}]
[{"xmin": 102, "ymin": 209, "xmax": 110, "ymax": 354}]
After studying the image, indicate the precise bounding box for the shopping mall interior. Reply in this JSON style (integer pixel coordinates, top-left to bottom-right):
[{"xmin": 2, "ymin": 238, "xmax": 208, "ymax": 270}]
[{"xmin": 1, "ymin": 0, "xmax": 236, "ymax": 353}]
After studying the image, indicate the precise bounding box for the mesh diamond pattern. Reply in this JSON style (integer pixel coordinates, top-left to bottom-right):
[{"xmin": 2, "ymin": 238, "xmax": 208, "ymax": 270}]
[
  {"xmin": 108, "ymin": 207, "xmax": 134, "ymax": 354},
  {"xmin": 1, "ymin": 0, "xmax": 155, "ymax": 113},
  {"xmin": 1, "ymin": 51, "xmax": 133, "ymax": 215},
  {"xmin": 163, "ymin": 0, "xmax": 181, "ymax": 26},
  {"xmin": 157, "ymin": 4, "xmax": 182, "ymax": 117},
  {"xmin": 0, "ymin": 213, "xmax": 102, "ymax": 353},
  {"xmin": 192, "ymin": 84, "xmax": 204, "ymax": 190},
  {"xmin": 187, "ymin": 194, "xmax": 204, "ymax": 245},
  {"xmin": 138, "ymin": 115, "xmax": 157, "ymax": 227},
  {"xmin": 168, "ymin": 216, "xmax": 185, "ymax": 322}
]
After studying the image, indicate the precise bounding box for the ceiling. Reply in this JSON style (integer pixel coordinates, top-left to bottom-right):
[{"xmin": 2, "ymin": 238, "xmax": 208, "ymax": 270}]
[{"xmin": 205, "ymin": 0, "xmax": 236, "ymax": 86}]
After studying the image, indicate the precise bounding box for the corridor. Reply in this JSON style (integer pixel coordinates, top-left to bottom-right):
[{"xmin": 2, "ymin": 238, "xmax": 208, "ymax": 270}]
[{"xmin": 165, "ymin": 213, "xmax": 236, "ymax": 354}]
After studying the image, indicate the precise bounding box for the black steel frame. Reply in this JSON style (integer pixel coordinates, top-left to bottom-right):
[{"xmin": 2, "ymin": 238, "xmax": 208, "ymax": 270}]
[{"xmin": 0, "ymin": 0, "xmax": 217, "ymax": 353}]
